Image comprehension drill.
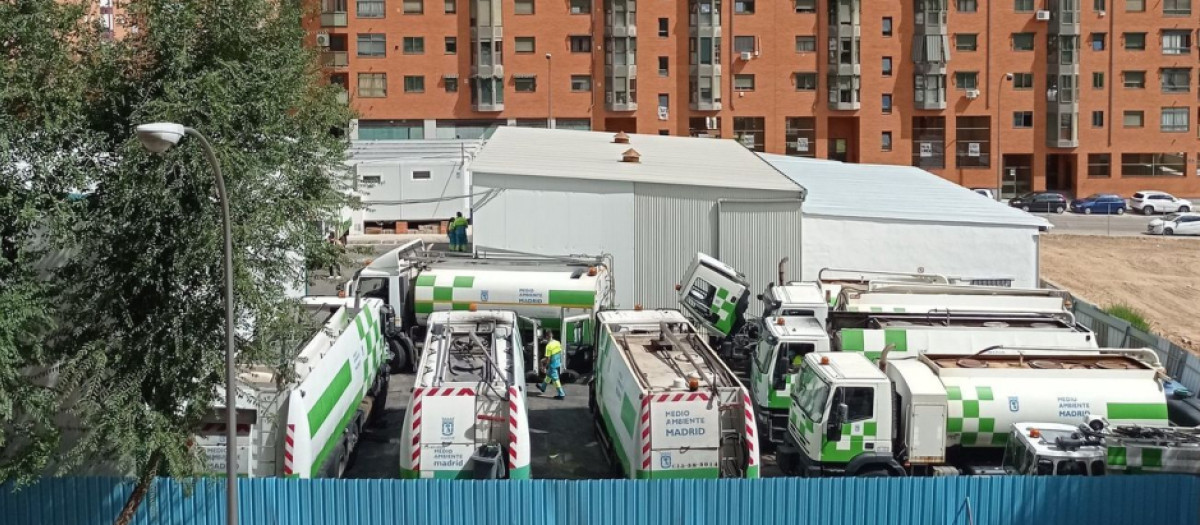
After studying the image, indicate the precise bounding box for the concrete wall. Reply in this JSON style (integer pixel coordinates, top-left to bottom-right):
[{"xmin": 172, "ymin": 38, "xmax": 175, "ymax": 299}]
[
  {"xmin": 799, "ymin": 214, "xmax": 1040, "ymax": 288},
  {"xmin": 355, "ymin": 159, "xmax": 467, "ymax": 223}
]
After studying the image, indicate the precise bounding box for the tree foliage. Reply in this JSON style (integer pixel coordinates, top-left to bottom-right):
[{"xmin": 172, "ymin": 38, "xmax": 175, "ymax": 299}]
[{"xmin": 1, "ymin": 0, "xmax": 353, "ymax": 496}]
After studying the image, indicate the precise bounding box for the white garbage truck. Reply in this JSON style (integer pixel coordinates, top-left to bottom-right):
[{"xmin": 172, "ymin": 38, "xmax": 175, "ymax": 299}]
[
  {"xmin": 779, "ymin": 349, "xmax": 1169, "ymax": 477},
  {"xmin": 398, "ymin": 310, "xmax": 532, "ymax": 479},
  {"xmin": 1004, "ymin": 420, "xmax": 1200, "ymax": 476},
  {"xmin": 344, "ymin": 240, "xmax": 613, "ymax": 375},
  {"xmin": 194, "ymin": 297, "xmax": 392, "ymax": 478},
  {"xmin": 589, "ymin": 309, "xmax": 761, "ymax": 479}
]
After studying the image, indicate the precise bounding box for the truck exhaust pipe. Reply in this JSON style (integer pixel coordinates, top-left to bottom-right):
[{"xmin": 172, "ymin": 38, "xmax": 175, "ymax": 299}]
[
  {"xmin": 352, "ymin": 268, "xmax": 365, "ymax": 311},
  {"xmin": 877, "ymin": 343, "xmax": 896, "ymax": 372}
]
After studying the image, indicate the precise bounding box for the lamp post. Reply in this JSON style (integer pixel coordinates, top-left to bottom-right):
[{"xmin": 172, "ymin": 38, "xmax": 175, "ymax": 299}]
[
  {"xmin": 134, "ymin": 122, "xmax": 237, "ymax": 525},
  {"xmin": 545, "ymin": 53, "xmax": 554, "ymax": 129},
  {"xmin": 995, "ymin": 72, "xmax": 1013, "ymax": 201}
]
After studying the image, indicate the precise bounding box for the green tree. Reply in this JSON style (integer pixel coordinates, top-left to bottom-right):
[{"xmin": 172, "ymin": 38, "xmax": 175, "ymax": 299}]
[{"xmin": 2, "ymin": 0, "xmax": 352, "ymax": 521}]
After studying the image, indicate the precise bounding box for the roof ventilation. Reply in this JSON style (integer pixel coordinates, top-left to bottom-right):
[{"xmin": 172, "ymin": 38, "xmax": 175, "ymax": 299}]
[
  {"xmin": 613, "ymin": 131, "xmax": 630, "ymax": 144},
  {"xmin": 620, "ymin": 148, "xmax": 641, "ymax": 163}
]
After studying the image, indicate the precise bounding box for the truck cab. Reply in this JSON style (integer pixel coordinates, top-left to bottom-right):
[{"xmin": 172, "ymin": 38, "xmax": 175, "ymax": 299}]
[
  {"xmin": 1003, "ymin": 423, "xmax": 1107, "ymax": 476},
  {"xmin": 782, "ymin": 353, "xmax": 901, "ymax": 477},
  {"xmin": 750, "ymin": 316, "xmax": 830, "ymax": 445},
  {"xmin": 677, "ymin": 253, "xmax": 751, "ymax": 341}
]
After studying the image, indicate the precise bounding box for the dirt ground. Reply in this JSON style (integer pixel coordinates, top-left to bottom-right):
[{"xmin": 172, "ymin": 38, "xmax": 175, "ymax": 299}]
[{"xmin": 1041, "ymin": 235, "xmax": 1200, "ymax": 352}]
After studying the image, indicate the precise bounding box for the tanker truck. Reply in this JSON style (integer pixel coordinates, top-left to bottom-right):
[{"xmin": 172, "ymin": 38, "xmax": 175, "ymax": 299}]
[
  {"xmin": 1003, "ymin": 419, "xmax": 1200, "ymax": 476},
  {"xmin": 342, "ymin": 240, "xmax": 613, "ymax": 376},
  {"xmin": 589, "ymin": 309, "xmax": 761, "ymax": 479},
  {"xmin": 778, "ymin": 349, "xmax": 1169, "ymax": 477},
  {"xmin": 399, "ymin": 310, "xmax": 532, "ymax": 479}
]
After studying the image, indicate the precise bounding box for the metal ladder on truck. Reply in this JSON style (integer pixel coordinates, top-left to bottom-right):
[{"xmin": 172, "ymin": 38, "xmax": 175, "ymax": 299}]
[{"xmin": 468, "ymin": 327, "xmax": 510, "ymax": 478}]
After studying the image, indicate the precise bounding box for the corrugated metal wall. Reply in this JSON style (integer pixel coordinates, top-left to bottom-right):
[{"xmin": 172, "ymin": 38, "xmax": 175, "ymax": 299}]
[
  {"xmin": 717, "ymin": 200, "xmax": 804, "ymax": 316},
  {"xmin": 4, "ymin": 476, "xmax": 1196, "ymax": 525}
]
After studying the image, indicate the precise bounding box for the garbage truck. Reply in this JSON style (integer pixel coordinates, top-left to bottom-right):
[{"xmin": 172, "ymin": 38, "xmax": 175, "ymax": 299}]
[
  {"xmin": 399, "ymin": 310, "xmax": 532, "ymax": 479},
  {"xmin": 1003, "ymin": 419, "xmax": 1200, "ymax": 476},
  {"xmin": 589, "ymin": 309, "xmax": 761, "ymax": 479},
  {"xmin": 343, "ymin": 240, "xmax": 613, "ymax": 375},
  {"xmin": 778, "ymin": 349, "xmax": 1169, "ymax": 477},
  {"xmin": 193, "ymin": 297, "xmax": 392, "ymax": 478}
]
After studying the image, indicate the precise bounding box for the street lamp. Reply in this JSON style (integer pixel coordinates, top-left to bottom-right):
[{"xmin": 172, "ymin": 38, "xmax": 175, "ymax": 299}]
[
  {"xmin": 135, "ymin": 122, "xmax": 237, "ymax": 525},
  {"xmin": 545, "ymin": 53, "xmax": 554, "ymax": 129},
  {"xmin": 995, "ymin": 73, "xmax": 1013, "ymax": 201}
]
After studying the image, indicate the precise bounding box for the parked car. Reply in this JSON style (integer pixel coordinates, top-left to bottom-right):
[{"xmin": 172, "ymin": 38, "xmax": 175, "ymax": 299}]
[
  {"xmin": 1148, "ymin": 212, "xmax": 1200, "ymax": 235},
  {"xmin": 1070, "ymin": 194, "xmax": 1127, "ymax": 215},
  {"xmin": 971, "ymin": 188, "xmax": 996, "ymax": 200},
  {"xmin": 1009, "ymin": 192, "xmax": 1068, "ymax": 214},
  {"xmin": 1131, "ymin": 191, "xmax": 1192, "ymax": 215}
]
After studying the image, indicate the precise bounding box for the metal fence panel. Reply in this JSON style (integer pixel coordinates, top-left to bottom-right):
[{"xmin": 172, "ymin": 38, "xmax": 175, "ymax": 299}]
[
  {"xmin": 2, "ymin": 476, "xmax": 1197, "ymax": 525},
  {"xmin": 1070, "ymin": 296, "xmax": 1200, "ymax": 394}
]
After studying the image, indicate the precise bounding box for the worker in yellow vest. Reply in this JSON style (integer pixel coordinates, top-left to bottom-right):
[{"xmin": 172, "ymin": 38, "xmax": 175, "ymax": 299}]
[
  {"xmin": 537, "ymin": 331, "xmax": 566, "ymax": 399},
  {"xmin": 448, "ymin": 212, "xmax": 469, "ymax": 252}
]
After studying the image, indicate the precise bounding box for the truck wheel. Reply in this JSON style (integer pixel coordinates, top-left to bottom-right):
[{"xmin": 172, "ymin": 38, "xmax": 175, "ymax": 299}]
[
  {"xmin": 335, "ymin": 441, "xmax": 350, "ymax": 478},
  {"xmin": 561, "ymin": 368, "xmax": 581, "ymax": 384},
  {"xmin": 776, "ymin": 445, "xmax": 799, "ymax": 476},
  {"xmin": 371, "ymin": 375, "xmax": 390, "ymax": 425},
  {"xmin": 857, "ymin": 468, "xmax": 892, "ymax": 477},
  {"xmin": 388, "ymin": 338, "xmax": 409, "ymax": 373}
]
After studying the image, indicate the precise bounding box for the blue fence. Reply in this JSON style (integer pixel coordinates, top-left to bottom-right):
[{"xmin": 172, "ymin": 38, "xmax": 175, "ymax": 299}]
[{"xmin": 1, "ymin": 476, "xmax": 1196, "ymax": 525}]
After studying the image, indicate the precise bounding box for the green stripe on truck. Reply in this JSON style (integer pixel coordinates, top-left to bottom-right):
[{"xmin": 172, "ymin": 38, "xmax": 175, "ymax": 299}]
[
  {"xmin": 840, "ymin": 329, "xmax": 865, "ymax": 352},
  {"xmin": 883, "ymin": 329, "xmax": 908, "ymax": 352},
  {"xmin": 1107, "ymin": 402, "xmax": 1168, "ymax": 421},
  {"xmin": 547, "ymin": 290, "xmax": 596, "ymax": 308},
  {"xmin": 308, "ymin": 361, "xmax": 353, "ymax": 437}
]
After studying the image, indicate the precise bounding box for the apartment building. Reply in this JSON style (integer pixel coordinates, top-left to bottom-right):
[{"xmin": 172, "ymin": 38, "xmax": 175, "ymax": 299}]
[{"xmin": 317, "ymin": 0, "xmax": 1200, "ymax": 196}]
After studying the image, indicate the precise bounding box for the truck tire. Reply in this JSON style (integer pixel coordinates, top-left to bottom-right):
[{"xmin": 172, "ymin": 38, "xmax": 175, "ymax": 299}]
[
  {"xmin": 371, "ymin": 375, "xmax": 390, "ymax": 425},
  {"xmin": 561, "ymin": 368, "xmax": 581, "ymax": 384},
  {"xmin": 775, "ymin": 445, "xmax": 799, "ymax": 476},
  {"xmin": 319, "ymin": 441, "xmax": 348, "ymax": 478},
  {"xmin": 857, "ymin": 467, "xmax": 892, "ymax": 477},
  {"xmin": 389, "ymin": 337, "xmax": 412, "ymax": 373}
]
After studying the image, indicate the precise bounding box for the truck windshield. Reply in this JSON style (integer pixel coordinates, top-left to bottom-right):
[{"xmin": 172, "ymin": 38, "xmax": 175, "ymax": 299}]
[{"xmin": 793, "ymin": 366, "xmax": 829, "ymax": 423}]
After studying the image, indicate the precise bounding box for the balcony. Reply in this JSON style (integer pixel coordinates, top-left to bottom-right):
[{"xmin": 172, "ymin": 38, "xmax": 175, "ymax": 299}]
[
  {"xmin": 321, "ymin": 51, "xmax": 349, "ymax": 68},
  {"xmin": 321, "ymin": 11, "xmax": 347, "ymax": 27}
]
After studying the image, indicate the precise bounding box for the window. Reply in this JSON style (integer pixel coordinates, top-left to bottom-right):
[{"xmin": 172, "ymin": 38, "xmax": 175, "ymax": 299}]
[
  {"xmin": 1163, "ymin": 30, "xmax": 1191, "ymax": 54},
  {"xmin": 1088, "ymin": 154, "xmax": 1111, "ymax": 178},
  {"xmin": 1015, "ymin": 0, "xmax": 1034, "ymax": 10},
  {"xmin": 837, "ymin": 387, "xmax": 874, "ymax": 422},
  {"xmin": 358, "ymin": 72, "xmax": 387, "ymax": 97},
  {"xmin": 882, "ymin": 17, "xmax": 893, "ymax": 36},
  {"xmin": 785, "ymin": 117, "xmax": 816, "ymax": 157},
  {"xmin": 1092, "ymin": 72, "xmax": 1103, "ymax": 88},
  {"xmin": 796, "ymin": 36, "xmax": 816, "ymax": 52},
  {"xmin": 445, "ymin": 37, "xmax": 457, "ymax": 54},
  {"xmin": 1123, "ymin": 110, "xmax": 1144, "ymax": 127},
  {"xmin": 733, "ymin": 117, "xmax": 765, "ymax": 152},
  {"xmin": 795, "ymin": 0, "xmax": 816, "ymax": 12},
  {"xmin": 571, "ymin": 0, "xmax": 590, "ymax": 13},
  {"xmin": 515, "ymin": 37, "xmax": 535, "ymax": 53},
  {"xmin": 1124, "ymin": 32, "xmax": 1145, "ymax": 50},
  {"xmin": 914, "ymin": 74, "xmax": 946, "ymax": 106},
  {"xmin": 1094, "ymin": 0, "xmax": 1106, "ymax": 10},
  {"xmin": 361, "ymin": 175, "xmax": 382, "ymax": 184},
  {"xmin": 1090, "ymin": 33, "xmax": 1105, "ymax": 51},
  {"xmin": 658, "ymin": 18, "xmax": 668, "ymax": 36},
  {"xmin": 657, "ymin": 94, "xmax": 669, "ymax": 114},
  {"xmin": 1123, "ymin": 153, "xmax": 1186, "ymax": 176},
  {"xmin": 912, "ymin": 116, "xmax": 946, "ymax": 169},
  {"xmin": 1012, "ymin": 32, "xmax": 1034, "ymax": 51},
  {"xmin": 1163, "ymin": 68, "xmax": 1191, "ymax": 93},
  {"xmin": 444, "ymin": 76, "xmax": 458, "ymax": 92},
  {"xmin": 1092, "ymin": 110, "xmax": 1104, "ymax": 127},
  {"xmin": 734, "ymin": 36, "xmax": 756, "ymax": 54},
  {"xmin": 515, "ymin": 0, "xmax": 533, "ymax": 13},
  {"xmin": 956, "ymin": 116, "xmax": 990, "ymax": 168},
  {"xmin": 916, "ymin": 34, "xmax": 949, "ymax": 63},
  {"xmin": 569, "ymin": 35, "xmax": 592, "ymax": 53},
  {"xmin": 571, "ymin": 75, "xmax": 592, "ymax": 91},
  {"xmin": 735, "ymin": 0, "xmax": 755, "ymax": 13},
  {"xmin": 403, "ymin": 75, "xmax": 424, "ymax": 92},
  {"xmin": 1161, "ymin": 107, "xmax": 1189, "ymax": 132},
  {"xmin": 357, "ymin": 33, "xmax": 386, "ymax": 57},
  {"xmin": 658, "ymin": 56, "xmax": 668, "ymax": 76},
  {"xmin": 957, "ymin": 0, "xmax": 977, "ymax": 11},
  {"xmin": 882, "ymin": 131, "xmax": 893, "ymax": 151},
  {"xmin": 444, "ymin": 0, "xmax": 455, "ymax": 12},
  {"xmin": 882, "ymin": 57, "xmax": 893, "ymax": 76},
  {"xmin": 1013, "ymin": 111, "xmax": 1034, "ymax": 128},
  {"xmin": 956, "ymin": 33, "xmax": 978, "ymax": 51},
  {"xmin": 1165, "ymin": 0, "xmax": 1191, "ymax": 15},
  {"xmin": 882, "ymin": 93, "xmax": 893, "ymax": 113},
  {"xmin": 1123, "ymin": 71, "xmax": 1145, "ymax": 88},
  {"xmin": 1013, "ymin": 72, "xmax": 1034, "ymax": 89},
  {"xmin": 955, "ymin": 71, "xmax": 978, "ymax": 90},
  {"xmin": 735, "ymin": 74, "xmax": 756, "ymax": 91},
  {"xmin": 402, "ymin": 36, "xmax": 424, "ymax": 54},
  {"xmin": 403, "ymin": 0, "xmax": 422, "ymax": 13},
  {"xmin": 514, "ymin": 76, "xmax": 536, "ymax": 92},
  {"xmin": 1126, "ymin": 0, "xmax": 1144, "ymax": 11},
  {"xmin": 357, "ymin": 0, "xmax": 384, "ymax": 18},
  {"xmin": 412, "ymin": 170, "xmax": 432, "ymax": 180},
  {"xmin": 795, "ymin": 72, "xmax": 818, "ymax": 90}
]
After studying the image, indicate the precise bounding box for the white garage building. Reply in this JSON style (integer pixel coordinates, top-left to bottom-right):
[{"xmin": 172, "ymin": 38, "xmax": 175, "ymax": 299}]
[
  {"xmin": 469, "ymin": 127, "xmax": 805, "ymax": 310},
  {"xmin": 763, "ymin": 154, "xmax": 1050, "ymax": 288}
]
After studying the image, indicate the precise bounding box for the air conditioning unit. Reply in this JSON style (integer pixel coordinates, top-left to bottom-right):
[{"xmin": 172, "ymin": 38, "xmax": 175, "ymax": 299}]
[
  {"xmin": 740, "ymin": 51, "xmax": 753, "ymax": 61},
  {"xmin": 1035, "ymin": 10, "xmax": 1050, "ymax": 20},
  {"xmin": 965, "ymin": 89, "xmax": 980, "ymax": 99},
  {"xmin": 316, "ymin": 33, "xmax": 330, "ymax": 47}
]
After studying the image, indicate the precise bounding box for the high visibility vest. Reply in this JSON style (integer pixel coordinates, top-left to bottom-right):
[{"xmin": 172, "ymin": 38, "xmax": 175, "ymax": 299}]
[
  {"xmin": 544, "ymin": 340, "xmax": 562, "ymax": 357},
  {"xmin": 450, "ymin": 217, "xmax": 468, "ymax": 230}
]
